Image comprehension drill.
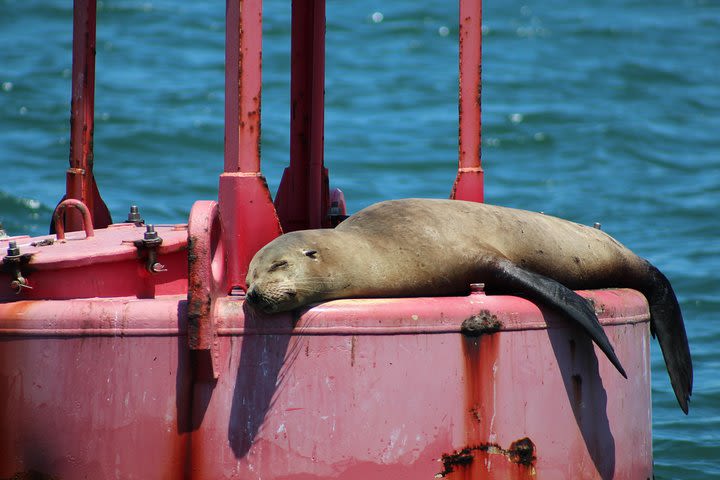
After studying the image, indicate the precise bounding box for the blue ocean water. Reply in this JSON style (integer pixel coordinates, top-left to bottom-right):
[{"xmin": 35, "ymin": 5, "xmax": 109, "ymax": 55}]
[{"xmin": 1, "ymin": 1, "xmax": 718, "ymax": 477}]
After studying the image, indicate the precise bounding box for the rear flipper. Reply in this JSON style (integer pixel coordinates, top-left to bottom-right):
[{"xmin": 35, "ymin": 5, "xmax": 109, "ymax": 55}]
[
  {"xmin": 644, "ymin": 263, "xmax": 693, "ymax": 414},
  {"xmin": 488, "ymin": 259, "xmax": 627, "ymax": 378}
]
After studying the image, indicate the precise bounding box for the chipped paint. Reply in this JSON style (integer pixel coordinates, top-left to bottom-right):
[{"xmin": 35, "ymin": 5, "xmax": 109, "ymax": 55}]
[{"xmin": 437, "ymin": 438, "xmax": 536, "ymax": 478}]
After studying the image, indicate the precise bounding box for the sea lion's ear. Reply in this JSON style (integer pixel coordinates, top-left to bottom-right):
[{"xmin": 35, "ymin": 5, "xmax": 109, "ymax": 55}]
[{"xmin": 303, "ymin": 249, "xmax": 318, "ymax": 259}]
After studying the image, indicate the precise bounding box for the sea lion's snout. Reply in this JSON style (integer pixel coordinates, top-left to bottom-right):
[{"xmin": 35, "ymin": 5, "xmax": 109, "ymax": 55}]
[
  {"xmin": 245, "ymin": 284, "xmax": 276, "ymax": 313},
  {"xmin": 245, "ymin": 282, "xmax": 298, "ymax": 314},
  {"xmin": 245, "ymin": 285, "xmax": 262, "ymax": 307}
]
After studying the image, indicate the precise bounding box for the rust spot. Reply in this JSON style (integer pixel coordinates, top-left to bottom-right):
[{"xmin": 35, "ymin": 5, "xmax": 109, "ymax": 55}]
[
  {"xmin": 462, "ymin": 327, "xmax": 499, "ymax": 449},
  {"xmin": 507, "ymin": 437, "xmax": 536, "ymax": 466},
  {"xmin": 436, "ymin": 438, "xmax": 536, "ymax": 477},
  {"xmin": 187, "ymin": 231, "xmax": 213, "ymax": 349},
  {"xmin": 438, "ymin": 447, "xmax": 475, "ymax": 476},
  {"xmin": 187, "ymin": 236, "xmax": 198, "ymax": 266},
  {"xmin": 461, "ymin": 311, "xmax": 502, "ymax": 336},
  {"xmin": 30, "ymin": 239, "xmax": 54, "ymax": 247},
  {"xmin": 469, "ymin": 404, "xmax": 482, "ymax": 423},
  {"xmin": 584, "ymin": 296, "xmax": 605, "ymax": 315}
]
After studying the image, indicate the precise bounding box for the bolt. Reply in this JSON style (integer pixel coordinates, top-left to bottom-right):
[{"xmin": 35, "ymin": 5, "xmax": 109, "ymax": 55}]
[
  {"xmin": 151, "ymin": 262, "xmax": 167, "ymax": 273},
  {"xmin": 328, "ymin": 201, "xmax": 341, "ymax": 216},
  {"xmin": 230, "ymin": 286, "xmax": 246, "ymax": 297},
  {"xmin": 470, "ymin": 283, "xmax": 486, "ymax": 294},
  {"xmin": 126, "ymin": 205, "xmax": 144, "ymax": 224},
  {"xmin": 593, "ymin": 222, "xmax": 602, "ymax": 230},
  {"xmin": 6, "ymin": 241, "xmax": 20, "ymax": 257},
  {"xmin": 10, "ymin": 277, "xmax": 32, "ymax": 292},
  {"xmin": 144, "ymin": 224, "xmax": 159, "ymax": 241}
]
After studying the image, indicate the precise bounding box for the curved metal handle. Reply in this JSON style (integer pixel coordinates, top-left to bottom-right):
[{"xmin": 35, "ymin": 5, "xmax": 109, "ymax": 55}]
[{"xmin": 52, "ymin": 198, "xmax": 95, "ymax": 240}]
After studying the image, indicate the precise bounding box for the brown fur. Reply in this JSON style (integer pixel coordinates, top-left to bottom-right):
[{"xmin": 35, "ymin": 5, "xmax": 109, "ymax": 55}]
[{"xmin": 246, "ymin": 199, "xmax": 649, "ymax": 310}]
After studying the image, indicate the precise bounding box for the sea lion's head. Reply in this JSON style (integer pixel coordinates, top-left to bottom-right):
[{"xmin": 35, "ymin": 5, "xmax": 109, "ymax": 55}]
[{"xmin": 245, "ymin": 230, "xmax": 338, "ymax": 313}]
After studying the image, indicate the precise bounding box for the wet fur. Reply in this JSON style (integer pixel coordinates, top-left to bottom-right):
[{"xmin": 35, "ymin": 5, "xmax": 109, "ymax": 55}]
[{"xmin": 246, "ymin": 199, "xmax": 693, "ymax": 413}]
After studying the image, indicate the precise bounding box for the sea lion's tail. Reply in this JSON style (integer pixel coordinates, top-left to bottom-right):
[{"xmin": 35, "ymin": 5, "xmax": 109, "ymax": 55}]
[{"xmin": 642, "ymin": 262, "xmax": 693, "ymax": 414}]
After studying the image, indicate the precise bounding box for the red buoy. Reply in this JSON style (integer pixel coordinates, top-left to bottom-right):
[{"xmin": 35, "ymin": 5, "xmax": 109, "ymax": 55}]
[{"xmin": 0, "ymin": 1, "xmax": 653, "ymax": 478}]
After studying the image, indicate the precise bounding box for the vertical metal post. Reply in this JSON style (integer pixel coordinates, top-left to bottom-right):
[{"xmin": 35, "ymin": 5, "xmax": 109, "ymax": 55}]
[
  {"xmin": 218, "ymin": 0, "xmax": 282, "ymax": 292},
  {"xmin": 57, "ymin": 0, "xmax": 111, "ymax": 232},
  {"xmin": 451, "ymin": 0, "xmax": 484, "ymax": 202},
  {"xmin": 223, "ymin": 0, "xmax": 262, "ymax": 175},
  {"xmin": 274, "ymin": 0, "xmax": 329, "ymax": 232}
]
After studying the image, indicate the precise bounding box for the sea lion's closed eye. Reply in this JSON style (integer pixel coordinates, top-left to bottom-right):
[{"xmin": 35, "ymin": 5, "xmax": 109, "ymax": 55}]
[{"xmin": 269, "ymin": 260, "xmax": 288, "ymax": 272}]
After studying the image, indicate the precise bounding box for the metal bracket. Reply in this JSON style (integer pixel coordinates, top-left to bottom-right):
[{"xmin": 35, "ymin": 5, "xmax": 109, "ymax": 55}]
[
  {"xmin": 133, "ymin": 225, "xmax": 166, "ymax": 274},
  {"xmin": 187, "ymin": 200, "xmax": 226, "ymax": 380},
  {"xmin": 2, "ymin": 241, "xmax": 34, "ymax": 293}
]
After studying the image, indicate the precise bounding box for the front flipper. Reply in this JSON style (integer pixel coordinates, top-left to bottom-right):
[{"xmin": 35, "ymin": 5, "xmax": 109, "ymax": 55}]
[{"xmin": 488, "ymin": 259, "xmax": 627, "ymax": 378}]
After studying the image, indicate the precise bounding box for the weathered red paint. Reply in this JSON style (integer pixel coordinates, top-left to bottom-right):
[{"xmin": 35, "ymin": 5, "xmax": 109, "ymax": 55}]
[
  {"xmin": 187, "ymin": 200, "xmax": 226, "ymax": 379},
  {"xmin": 0, "ymin": 224, "xmax": 187, "ymax": 301},
  {"xmin": 57, "ymin": 0, "xmax": 112, "ymax": 232},
  {"xmin": 275, "ymin": 0, "xmax": 330, "ymax": 232},
  {"xmin": 442, "ymin": 305, "xmax": 536, "ymax": 479},
  {"xmin": 0, "ymin": 288, "xmax": 651, "ymax": 478},
  {"xmin": 451, "ymin": 0, "xmax": 484, "ymax": 203},
  {"xmin": 196, "ymin": 289, "xmax": 650, "ymax": 479},
  {"xmin": 0, "ymin": 296, "xmax": 191, "ymax": 479}
]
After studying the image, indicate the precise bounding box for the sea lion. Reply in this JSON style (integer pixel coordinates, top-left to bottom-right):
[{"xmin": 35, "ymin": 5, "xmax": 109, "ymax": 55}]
[{"xmin": 246, "ymin": 198, "xmax": 693, "ymax": 413}]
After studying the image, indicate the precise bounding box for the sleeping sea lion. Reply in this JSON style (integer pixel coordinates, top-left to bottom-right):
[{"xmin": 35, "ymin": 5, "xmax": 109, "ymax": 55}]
[{"xmin": 245, "ymin": 198, "xmax": 692, "ymax": 413}]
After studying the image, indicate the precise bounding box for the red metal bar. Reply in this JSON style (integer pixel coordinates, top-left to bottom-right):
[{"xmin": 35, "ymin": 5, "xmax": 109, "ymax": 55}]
[
  {"xmin": 68, "ymin": 0, "xmax": 96, "ymax": 204},
  {"xmin": 59, "ymin": 0, "xmax": 111, "ymax": 232},
  {"xmin": 451, "ymin": 0, "xmax": 484, "ymax": 202},
  {"xmin": 274, "ymin": 0, "xmax": 329, "ymax": 232},
  {"xmin": 218, "ymin": 0, "xmax": 282, "ymax": 292},
  {"xmin": 223, "ymin": 0, "xmax": 261, "ymax": 174}
]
